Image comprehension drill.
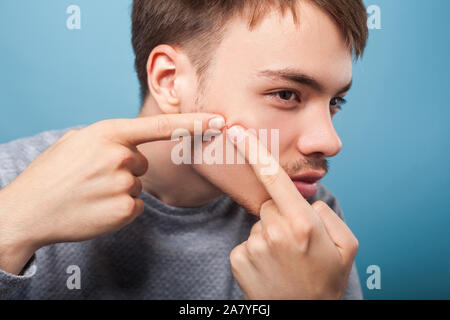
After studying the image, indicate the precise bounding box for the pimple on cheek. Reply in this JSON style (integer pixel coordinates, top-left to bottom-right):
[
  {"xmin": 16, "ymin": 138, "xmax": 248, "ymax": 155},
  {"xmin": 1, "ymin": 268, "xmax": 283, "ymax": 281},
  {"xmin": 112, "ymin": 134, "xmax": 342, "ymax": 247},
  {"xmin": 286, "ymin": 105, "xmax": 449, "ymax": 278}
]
[
  {"xmin": 222, "ymin": 118, "xmax": 243, "ymax": 130},
  {"xmin": 222, "ymin": 114, "xmax": 254, "ymax": 131}
]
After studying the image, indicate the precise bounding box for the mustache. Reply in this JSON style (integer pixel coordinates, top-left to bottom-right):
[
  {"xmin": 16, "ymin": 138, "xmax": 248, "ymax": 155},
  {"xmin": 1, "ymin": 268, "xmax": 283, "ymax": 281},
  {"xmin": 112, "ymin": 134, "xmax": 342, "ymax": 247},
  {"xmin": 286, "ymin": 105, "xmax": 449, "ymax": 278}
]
[{"xmin": 281, "ymin": 157, "xmax": 329, "ymax": 176}]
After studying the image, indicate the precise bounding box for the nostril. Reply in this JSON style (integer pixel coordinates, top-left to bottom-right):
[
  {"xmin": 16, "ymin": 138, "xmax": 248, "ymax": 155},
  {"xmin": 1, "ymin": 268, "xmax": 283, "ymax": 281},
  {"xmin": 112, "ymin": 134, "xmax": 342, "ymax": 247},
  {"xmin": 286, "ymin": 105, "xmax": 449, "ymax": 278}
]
[{"xmin": 308, "ymin": 152, "xmax": 324, "ymax": 159}]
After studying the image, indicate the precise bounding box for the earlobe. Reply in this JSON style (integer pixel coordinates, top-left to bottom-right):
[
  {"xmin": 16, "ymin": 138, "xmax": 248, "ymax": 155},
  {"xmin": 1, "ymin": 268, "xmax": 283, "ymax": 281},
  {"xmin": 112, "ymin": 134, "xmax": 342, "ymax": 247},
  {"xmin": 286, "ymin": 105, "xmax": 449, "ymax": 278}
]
[
  {"xmin": 167, "ymin": 83, "xmax": 180, "ymax": 106},
  {"xmin": 146, "ymin": 45, "xmax": 182, "ymax": 114}
]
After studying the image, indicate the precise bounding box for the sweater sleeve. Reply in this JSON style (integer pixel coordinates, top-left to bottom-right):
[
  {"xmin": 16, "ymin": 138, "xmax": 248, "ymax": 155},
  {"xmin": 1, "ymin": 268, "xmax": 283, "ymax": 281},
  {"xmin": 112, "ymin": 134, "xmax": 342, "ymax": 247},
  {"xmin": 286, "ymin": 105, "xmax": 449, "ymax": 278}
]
[
  {"xmin": 0, "ymin": 128, "xmax": 82, "ymax": 300},
  {"xmin": 0, "ymin": 254, "xmax": 37, "ymax": 299}
]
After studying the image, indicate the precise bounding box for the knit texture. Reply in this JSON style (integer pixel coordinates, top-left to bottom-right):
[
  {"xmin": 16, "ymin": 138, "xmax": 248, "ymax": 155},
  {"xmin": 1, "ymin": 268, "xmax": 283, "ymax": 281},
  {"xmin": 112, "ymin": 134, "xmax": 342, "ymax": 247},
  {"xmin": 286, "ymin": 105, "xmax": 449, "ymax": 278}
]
[{"xmin": 0, "ymin": 127, "xmax": 363, "ymax": 299}]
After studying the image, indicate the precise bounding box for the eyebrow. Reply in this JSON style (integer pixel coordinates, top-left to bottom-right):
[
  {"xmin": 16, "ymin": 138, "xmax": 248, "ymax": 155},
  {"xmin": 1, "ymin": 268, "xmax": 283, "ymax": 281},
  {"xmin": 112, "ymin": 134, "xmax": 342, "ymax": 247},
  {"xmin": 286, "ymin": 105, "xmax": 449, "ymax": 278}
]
[{"xmin": 256, "ymin": 68, "xmax": 353, "ymax": 95}]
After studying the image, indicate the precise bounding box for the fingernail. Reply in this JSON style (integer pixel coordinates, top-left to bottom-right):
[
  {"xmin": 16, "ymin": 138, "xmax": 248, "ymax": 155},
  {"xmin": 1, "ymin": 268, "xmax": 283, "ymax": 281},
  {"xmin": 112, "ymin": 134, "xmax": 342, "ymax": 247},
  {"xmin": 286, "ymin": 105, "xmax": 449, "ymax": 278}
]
[
  {"xmin": 208, "ymin": 116, "xmax": 225, "ymax": 130},
  {"xmin": 227, "ymin": 125, "xmax": 246, "ymax": 143},
  {"xmin": 204, "ymin": 128, "xmax": 222, "ymax": 137}
]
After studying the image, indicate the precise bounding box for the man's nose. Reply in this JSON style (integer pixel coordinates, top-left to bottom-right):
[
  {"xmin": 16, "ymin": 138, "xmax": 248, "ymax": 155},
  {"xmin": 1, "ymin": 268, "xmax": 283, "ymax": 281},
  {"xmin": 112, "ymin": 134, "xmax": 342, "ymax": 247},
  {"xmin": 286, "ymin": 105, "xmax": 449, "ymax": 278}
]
[{"xmin": 296, "ymin": 108, "xmax": 342, "ymax": 158}]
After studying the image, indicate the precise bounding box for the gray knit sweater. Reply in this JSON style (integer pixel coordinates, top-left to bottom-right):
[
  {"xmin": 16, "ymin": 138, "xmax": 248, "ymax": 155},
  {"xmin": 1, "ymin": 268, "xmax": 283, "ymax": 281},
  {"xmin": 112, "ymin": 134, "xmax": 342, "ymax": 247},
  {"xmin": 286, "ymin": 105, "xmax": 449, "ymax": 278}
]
[{"xmin": 0, "ymin": 127, "xmax": 363, "ymax": 299}]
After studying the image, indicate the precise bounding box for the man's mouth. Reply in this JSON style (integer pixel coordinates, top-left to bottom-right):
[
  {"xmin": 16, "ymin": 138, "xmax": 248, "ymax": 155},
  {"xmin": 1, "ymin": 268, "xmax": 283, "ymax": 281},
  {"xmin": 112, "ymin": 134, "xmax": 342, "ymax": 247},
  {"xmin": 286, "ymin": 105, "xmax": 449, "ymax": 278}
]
[{"xmin": 289, "ymin": 171, "xmax": 326, "ymax": 199}]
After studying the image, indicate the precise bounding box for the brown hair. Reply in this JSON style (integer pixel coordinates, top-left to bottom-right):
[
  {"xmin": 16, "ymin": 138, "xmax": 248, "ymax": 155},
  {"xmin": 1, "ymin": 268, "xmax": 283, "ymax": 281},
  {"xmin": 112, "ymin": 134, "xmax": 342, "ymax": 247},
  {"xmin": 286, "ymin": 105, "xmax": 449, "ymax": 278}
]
[{"xmin": 132, "ymin": 0, "xmax": 368, "ymax": 103}]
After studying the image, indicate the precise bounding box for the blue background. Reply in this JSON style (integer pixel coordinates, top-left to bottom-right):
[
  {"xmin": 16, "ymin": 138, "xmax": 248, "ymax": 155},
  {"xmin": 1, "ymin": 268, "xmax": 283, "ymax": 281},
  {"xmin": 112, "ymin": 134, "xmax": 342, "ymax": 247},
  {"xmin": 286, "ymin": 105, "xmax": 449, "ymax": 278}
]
[{"xmin": 1, "ymin": 0, "xmax": 449, "ymax": 299}]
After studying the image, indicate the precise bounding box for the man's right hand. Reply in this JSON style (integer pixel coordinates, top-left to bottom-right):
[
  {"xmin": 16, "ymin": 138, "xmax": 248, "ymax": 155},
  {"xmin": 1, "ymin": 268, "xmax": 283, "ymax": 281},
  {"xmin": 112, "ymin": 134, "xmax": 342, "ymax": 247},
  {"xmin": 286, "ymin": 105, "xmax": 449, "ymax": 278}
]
[{"xmin": 0, "ymin": 113, "xmax": 225, "ymax": 275}]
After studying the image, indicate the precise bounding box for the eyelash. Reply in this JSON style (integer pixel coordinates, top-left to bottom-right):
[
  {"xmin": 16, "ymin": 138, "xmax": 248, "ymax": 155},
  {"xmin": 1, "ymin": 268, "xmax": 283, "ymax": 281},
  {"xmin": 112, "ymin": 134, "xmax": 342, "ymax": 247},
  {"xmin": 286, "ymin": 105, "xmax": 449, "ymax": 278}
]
[
  {"xmin": 269, "ymin": 90, "xmax": 301, "ymax": 104},
  {"xmin": 269, "ymin": 90, "xmax": 347, "ymax": 113},
  {"xmin": 330, "ymin": 97, "xmax": 347, "ymax": 113}
]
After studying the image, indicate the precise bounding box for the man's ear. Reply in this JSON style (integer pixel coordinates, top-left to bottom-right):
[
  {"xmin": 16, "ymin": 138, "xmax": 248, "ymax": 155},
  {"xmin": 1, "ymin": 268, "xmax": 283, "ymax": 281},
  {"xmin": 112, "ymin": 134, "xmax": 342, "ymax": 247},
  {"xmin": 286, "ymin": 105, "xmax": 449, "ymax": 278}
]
[{"xmin": 146, "ymin": 44, "xmax": 185, "ymax": 114}]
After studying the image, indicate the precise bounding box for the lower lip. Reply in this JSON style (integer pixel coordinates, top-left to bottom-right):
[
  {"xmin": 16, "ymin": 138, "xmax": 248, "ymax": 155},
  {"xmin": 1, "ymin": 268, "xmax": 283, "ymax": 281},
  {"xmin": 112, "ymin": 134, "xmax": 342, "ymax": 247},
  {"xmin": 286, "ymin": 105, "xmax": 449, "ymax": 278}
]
[{"xmin": 292, "ymin": 180, "xmax": 318, "ymax": 199}]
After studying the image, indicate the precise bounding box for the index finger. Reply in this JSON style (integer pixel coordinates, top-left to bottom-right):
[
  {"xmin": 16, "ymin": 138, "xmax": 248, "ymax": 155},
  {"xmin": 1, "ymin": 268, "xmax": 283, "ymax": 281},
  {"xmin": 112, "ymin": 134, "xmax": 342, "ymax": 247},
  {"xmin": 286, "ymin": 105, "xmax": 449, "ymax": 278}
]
[
  {"xmin": 99, "ymin": 113, "xmax": 225, "ymax": 146},
  {"xmin": 226, "ymin": 125, "xmax": 313, "ymax": 219}
]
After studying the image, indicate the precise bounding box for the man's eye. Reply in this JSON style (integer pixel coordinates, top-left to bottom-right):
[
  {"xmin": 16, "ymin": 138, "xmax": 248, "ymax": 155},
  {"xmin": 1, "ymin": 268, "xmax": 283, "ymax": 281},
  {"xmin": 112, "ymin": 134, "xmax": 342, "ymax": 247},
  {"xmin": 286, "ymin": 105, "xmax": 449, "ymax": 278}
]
[
  {"xmin": 273, "ymin": 90, "xmax": 300, "ymax": 102},
  {"xmin": 330, "ymin": 97, "xmax": 347, "ymax": 115},
  {"xmin": 330, "ymin": 97, "xmax": 347, "ymax": 107}
]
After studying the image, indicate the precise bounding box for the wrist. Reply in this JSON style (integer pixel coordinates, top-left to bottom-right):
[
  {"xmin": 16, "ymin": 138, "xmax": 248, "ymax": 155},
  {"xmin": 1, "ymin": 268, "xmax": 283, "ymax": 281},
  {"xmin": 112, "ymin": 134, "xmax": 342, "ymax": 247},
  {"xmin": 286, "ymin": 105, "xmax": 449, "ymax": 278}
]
[
  {"xmin": 0, "ymin": 187, "xmax": 40, "ymax": 275},
  {"xmin": 0, "ymin": 239, "xmax": 37, "ymax": 275}
]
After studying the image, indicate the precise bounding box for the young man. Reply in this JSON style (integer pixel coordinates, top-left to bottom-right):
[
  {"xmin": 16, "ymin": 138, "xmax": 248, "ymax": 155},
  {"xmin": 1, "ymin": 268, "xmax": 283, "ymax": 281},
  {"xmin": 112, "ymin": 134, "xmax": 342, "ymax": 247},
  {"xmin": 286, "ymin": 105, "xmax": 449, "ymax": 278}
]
[{"xmin": 0, "ymin": 0, "xmax": 368, "ymax": 299}]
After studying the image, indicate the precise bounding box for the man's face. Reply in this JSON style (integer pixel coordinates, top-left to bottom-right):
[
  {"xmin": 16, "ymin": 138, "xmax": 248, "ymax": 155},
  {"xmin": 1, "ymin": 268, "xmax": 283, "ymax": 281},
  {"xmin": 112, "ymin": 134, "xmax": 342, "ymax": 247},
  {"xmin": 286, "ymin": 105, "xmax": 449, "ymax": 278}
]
[{"xmin": 189, "ymin": 1, "xmax": 353, "ymax": 214}]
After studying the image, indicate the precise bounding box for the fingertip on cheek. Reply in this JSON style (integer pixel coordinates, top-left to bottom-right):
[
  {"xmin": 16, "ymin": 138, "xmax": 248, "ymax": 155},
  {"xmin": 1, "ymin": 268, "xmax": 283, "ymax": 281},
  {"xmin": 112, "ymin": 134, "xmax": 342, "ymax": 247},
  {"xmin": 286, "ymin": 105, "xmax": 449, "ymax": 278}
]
[
  {"xmin": 226, "ymin": 125, "xmax": 246, "ymax": 143},
  {"xmin": 208, "ymin": 115, "xmax": 226, "ymax": 130}
]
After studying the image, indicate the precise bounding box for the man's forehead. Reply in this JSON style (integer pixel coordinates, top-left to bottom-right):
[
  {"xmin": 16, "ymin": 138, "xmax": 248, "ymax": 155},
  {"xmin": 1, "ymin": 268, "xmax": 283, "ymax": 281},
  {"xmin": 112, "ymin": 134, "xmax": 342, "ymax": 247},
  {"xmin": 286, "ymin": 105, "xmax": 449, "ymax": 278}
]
[
  {"xmin": 220, "ymin": 3, "xmax": 352, "ymax": 63},
  {"xmin": 212, "ymin": 2, "xmax": 353, "ymax": 93}
]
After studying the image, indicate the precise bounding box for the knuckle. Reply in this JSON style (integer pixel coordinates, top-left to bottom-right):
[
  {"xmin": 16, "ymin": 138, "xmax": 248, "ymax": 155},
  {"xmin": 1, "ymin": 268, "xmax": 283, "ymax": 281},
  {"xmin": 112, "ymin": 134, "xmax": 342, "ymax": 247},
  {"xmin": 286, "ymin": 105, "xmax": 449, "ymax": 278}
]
[
  {"xmin": 154, "ymin": 116, "xmax": 172, "ymax": 136},
  {"xmin": 312, "ymin": 200, "xmax": 327, "ymax": 212},
  {"xmin": 230, "ymin": 245, "xmax": 247, "ymax": 269},
  {"xmin": 258, "ymin": 172, "xmax": 280, "ymax": 188},
  {"xmin": 113, "ymin": 147, "xmax": 134, "ymax": 166},
  {"xmin": 116, "ymin": 173, "xmax": 135, "ymax": 191},
  {"xmin": 249, "ymin": 221, "xmax": 261, "ymax": 235},
  {"xmin": 264, "ymin": 225, "xmax": 284, "ymax": 248},
  {"xmin": 134, "ymin": 178, "xmax": 143, "ymax": 192},
  {"xmin": 93, "ymin": 119, "xmax": 121, "ymax": 141},
  {"xmin": 133, "ymin": 198, "xmax": 145, "ymax": 216},
  {"xmin": 138, "ymin": 156, "xmax": 149, "ymax": 175},
  {"xmin": 291, "ymin": 221, "xmax": 315, "ymax": 253},
  {"xmin": 260, "ymin": 199, "xmax": 276, "ymax": 213},
  {"xmin": 117, "ymin": 196, "xmax": 136, "ymax": 219},
  {"xmin": 134, "ymin": 153, "xmax": 149, "ymax": 176},
  {"xmin": 92, "ymin": 119, "xmax": 113, "ymax": 134},
  {"xmin": 292, "ymin": 220, "xmax": 314, "ymax": 239},
  {"xmin": 342, "ymin": 235, "xmax": 359, "ymax": 264},
  {"xmin": 246, "ymin": 238, "xmax": 265, "ymax": 259},
  {"xmin": 349, "ymin": 236, "xmax": 359, "ymax": 253}
]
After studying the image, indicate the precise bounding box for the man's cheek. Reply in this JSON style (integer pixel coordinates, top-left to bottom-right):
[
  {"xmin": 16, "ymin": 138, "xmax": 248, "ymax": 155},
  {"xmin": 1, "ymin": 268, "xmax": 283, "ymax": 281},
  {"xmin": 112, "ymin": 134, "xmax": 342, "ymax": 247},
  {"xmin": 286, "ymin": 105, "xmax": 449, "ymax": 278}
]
[
  {"xmin": 190, "ymin": 132, "xmax": 268, "ymax": 215},
  {"xmin": 189, "ymin": 129, "xmax": 282, "ymax": 216}
]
